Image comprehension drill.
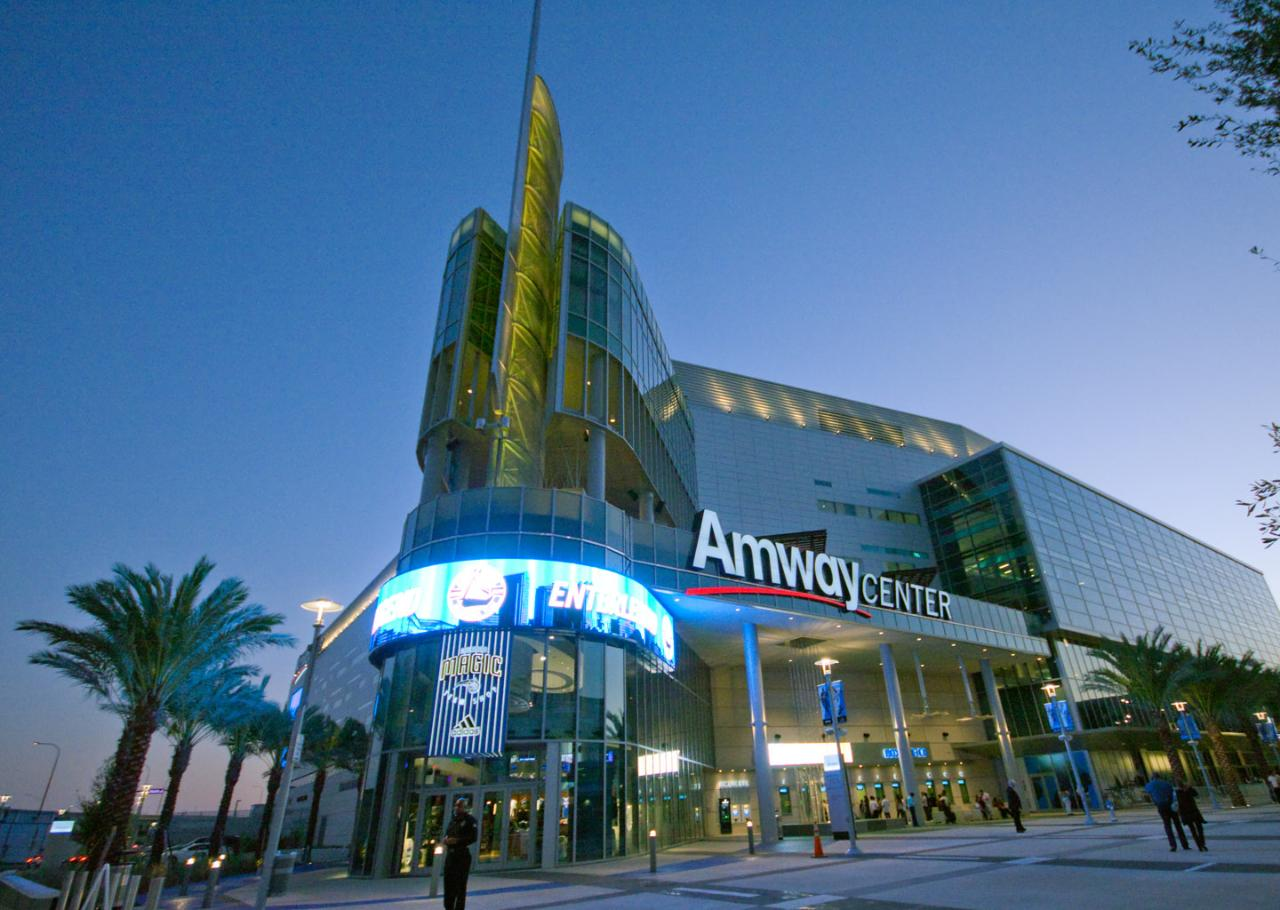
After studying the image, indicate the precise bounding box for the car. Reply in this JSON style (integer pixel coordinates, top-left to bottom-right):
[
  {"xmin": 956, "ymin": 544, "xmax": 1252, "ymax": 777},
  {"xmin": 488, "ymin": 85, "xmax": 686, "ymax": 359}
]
[{"xmin": 166, "ymin": 839, "xmax": 210, "ymax": 864}]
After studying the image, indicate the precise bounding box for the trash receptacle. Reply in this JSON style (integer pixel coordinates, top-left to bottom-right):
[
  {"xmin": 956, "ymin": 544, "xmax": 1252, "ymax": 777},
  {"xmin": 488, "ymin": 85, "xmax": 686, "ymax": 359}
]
[{"xmin": 268, "ymin": 853, "xmax": 297, "ymax": 896}]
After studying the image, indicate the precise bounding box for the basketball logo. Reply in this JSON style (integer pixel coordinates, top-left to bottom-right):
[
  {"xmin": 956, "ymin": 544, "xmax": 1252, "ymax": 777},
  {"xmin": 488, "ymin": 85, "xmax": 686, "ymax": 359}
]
[{"xmin": 446, "ymin": 563, "xmax": 508, "ymax": 622}]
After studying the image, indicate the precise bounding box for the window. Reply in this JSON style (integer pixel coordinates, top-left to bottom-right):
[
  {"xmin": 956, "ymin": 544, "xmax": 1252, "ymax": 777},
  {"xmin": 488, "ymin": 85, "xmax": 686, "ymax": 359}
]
[
  {"xmin": 816, "ymin": 498, "xmax": 921, "ymax": 525},
  {"xmin": 814, "ymin": 479, "xmax": 833, "ymax": 488}
]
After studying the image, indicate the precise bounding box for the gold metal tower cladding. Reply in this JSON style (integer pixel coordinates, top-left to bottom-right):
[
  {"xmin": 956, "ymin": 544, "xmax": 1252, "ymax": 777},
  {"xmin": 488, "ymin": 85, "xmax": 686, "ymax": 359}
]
[{"xmin": 488, "ymin": 76, "xmax": 564, "ymax": 487}]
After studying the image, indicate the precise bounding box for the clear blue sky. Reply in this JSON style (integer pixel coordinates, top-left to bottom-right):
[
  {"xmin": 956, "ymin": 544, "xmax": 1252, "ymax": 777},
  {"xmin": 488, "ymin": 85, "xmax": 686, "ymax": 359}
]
[{"xmin": 2, "ymin": 1, "xmax": 1276, "ymax": 812}]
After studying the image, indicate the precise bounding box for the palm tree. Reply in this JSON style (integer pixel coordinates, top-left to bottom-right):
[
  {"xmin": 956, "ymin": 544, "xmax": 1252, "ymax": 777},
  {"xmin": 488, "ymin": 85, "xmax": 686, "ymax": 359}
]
[
  {"xmin": 148, "ymin": 666, "xmax": 262, "ymax": 867},
  {"xmin": 17, "ymin": 558, "xmax": 291, "ymax": 866},
  {"xmin": 208, "ymin": 678, "xmax": 272, "ymax": 858},
  {"xmin": 1177, "ymin": 643, "xmax": 1256, "ymax": 807},
  {"xmin": 1085, "ymin": 628, "xmax": 1192, "ymax": 785},
  {"xmin": 253, "ymin": 704, "xmax": 293, "ymax": 857},
  {"xmin": 300, "ymin": 710, "xmax": 368, "ymax": 862}
]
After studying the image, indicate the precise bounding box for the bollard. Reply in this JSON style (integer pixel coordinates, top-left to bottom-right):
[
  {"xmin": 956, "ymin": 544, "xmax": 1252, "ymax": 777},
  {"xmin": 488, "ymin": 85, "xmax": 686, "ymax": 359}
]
[
  {"xmin": 201, "ymin": 860, "xmax": 221, "ymax": 909},
  {"xmin": 118, "ymin": 870, "xmax": 136, "ymax": 906},
  {"xmin": 1106, "ymin": 799, "xmax": 1117, "ymax": 823},
  {"xmin": 123, "ymin": 873, "xmax": 143, "ymax": 910},
  {"xmin": 179, "ymin": 857, "xmax": 195, "ymax": 897},
  {"xmin": 69, "ymin": 869, "xmax": 88, "ymax": 910},
  {"xmin": 429, "ymin": 845, "xmax": 443, "ymax": 898},
  {"xmin": 648, "ymin": 829, "xmax": 657, "ymax": 873},
  {"xmin": 746, "ymin": 820, "xmax": 755, "ymax": 855},
  {"xmin": 143, "ymin": 876, "xmax": 165, "ymax": 910},
  {"xmin": 57, "ymin": 869, "xmax": 76, "ymax": 910}
]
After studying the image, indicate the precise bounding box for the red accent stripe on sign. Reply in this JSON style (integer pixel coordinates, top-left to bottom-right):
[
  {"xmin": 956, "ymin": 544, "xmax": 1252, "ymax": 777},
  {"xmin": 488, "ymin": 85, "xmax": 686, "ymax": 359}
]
[{"xmin": 683, "ymin": 585, "xmax": 873, "ymax": 619}]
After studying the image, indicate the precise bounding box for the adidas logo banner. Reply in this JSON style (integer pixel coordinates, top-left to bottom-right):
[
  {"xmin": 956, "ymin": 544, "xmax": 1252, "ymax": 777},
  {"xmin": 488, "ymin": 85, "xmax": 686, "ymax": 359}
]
[{"xmin": 427, "ymin": 629, "xmax": 512, "ymax": 758}]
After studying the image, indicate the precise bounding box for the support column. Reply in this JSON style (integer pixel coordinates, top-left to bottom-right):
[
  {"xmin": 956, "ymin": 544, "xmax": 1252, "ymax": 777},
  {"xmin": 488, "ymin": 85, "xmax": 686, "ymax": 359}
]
[
  {"xmin": 419, "ymin": 432, "xmax": 448, "ymax": 502},
  {"xmin": 880, "ymin": 644, "xmax": 920, "ymax": 826},
  {"xmin": 957, "ymin": 656, "xmax": 980, "ymax": 718},
  {"xmin": 639, "ymin": 491, "xmax": 655, "ymax": 523},
  {"xmin": 742, "ymin": 623, "xmax": 778, "ymax": 844},
  {"xmin": 541, "ymin": 743, "xmax": 561, "ymax": 869},
  {"xmin": 980, "ymin": 658, "xmax": 1031, "ymax": 800},
  {"xmin": 586, "ymin": 428, "xmax": 606, "ymax": 500}
]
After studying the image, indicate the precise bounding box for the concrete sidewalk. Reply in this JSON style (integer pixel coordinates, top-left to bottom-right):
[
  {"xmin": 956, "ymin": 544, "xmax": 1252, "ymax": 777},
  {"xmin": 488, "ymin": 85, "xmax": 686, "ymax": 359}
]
[{"xmin": 203, "ymin": 803, "xmax": 1280, "ymax": 910}]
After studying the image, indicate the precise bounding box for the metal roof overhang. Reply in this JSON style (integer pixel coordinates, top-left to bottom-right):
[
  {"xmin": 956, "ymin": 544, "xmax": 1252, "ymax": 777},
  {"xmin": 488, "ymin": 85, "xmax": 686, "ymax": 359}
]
[{"xmin": 651, "ymin": 587, "xmax": 1050, "ymax": 673}]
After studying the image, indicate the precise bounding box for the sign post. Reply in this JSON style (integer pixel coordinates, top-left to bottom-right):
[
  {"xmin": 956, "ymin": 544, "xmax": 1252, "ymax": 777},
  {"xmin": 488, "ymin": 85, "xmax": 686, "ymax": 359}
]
[
  {"xmin": 814, "ymin": 659, "xmax": 859, "ymax": 856},
  {"xmin": 1041, "ymin": 683, "xmax": 1094, "ymax": 825},
  {"xmin": 1173, "ymin": 702, "xmax": 1222, "ymax": 809}
]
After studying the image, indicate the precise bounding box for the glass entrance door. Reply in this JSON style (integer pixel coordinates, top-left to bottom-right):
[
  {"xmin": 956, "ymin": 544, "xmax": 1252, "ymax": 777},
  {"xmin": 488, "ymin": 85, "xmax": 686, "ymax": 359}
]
[{"xmin": 403, "ymin": 785, "xmax": 537, "ymax": 873}]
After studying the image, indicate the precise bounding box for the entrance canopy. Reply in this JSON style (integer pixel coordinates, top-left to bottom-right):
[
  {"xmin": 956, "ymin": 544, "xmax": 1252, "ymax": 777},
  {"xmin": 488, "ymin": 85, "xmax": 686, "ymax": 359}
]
[{"xmin": 651, "ymin": 587, "xmax": 1050, "ymax": 673}]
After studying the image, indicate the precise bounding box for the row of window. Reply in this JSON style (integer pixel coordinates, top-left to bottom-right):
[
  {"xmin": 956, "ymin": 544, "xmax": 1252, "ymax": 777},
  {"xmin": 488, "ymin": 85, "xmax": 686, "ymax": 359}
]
[{"xmin": 817, "ymin": 498, "xmax": 921, "ymax": 525}]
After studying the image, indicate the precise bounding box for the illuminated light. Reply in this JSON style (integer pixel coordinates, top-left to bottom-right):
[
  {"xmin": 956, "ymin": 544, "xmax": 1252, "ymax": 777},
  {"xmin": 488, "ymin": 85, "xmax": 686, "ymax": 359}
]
[
  {"xmin": 371, "ymin": 558, "xmax": 675, "ymax": 668},
  {"xmin": 638, "ymin": 750, "xmax": 681, "ymax": 776},
  {"xmin": 768, "ymin": 742, "xmax": 853, "ymax": 766}
]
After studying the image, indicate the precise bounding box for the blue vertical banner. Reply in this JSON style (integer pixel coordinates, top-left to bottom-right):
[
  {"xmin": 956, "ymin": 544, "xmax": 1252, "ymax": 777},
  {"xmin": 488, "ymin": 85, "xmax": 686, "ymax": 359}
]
[
  {"xmin": 1257, "ymin": 719, "xmax": 1278, "ymax": 744},
  {"xmin": 816, "ymin": 680, "xmax": 848, "ymax": 726},
  {"xmin": 1044, "ymin": 700, "xmax": 1073, "ymax": 732},
  {"xmin": 427, "ymin": 629, "xmax": 512, "ymax": 757},
  {"xmin": 1176, "ymin": 713, "xmax": 1200, "ymax": 742}
]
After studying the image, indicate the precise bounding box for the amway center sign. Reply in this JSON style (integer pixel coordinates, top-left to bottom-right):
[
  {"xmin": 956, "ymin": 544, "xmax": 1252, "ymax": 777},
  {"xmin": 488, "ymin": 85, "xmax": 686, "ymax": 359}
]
[{"xmin": 690, "ymin": 509, "xmax": 954, "ymax": 621}]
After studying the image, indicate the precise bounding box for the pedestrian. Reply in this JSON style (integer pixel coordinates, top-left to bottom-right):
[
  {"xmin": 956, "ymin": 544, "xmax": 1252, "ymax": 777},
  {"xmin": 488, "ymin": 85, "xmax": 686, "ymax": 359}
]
[
  {"xmin": 868, "ymin": 795, "xmax": 879, "ymax": 818},
  {"xmin": 938, "ymin": 795, "xmax": 956, "ymax": 824},
  {"xmin": 895, "ymin": 792, "xmax": 904, "ymax": 819},
  {"xmin": 1176, "ymin": 782, "xmax": 1207, "ymax": 853},
  {"xmin": 1266, "ymin": 769, "xmax": 1280, "ymax": 804},
  {"xmin": 1143, "ymin": 775, "xmax": 1190, "ymax": 852},
  {"xmin": 1006, "ymin": 780, "xmax": 1026, "ymax": 833},
  {"xmin": 921, "ymin": 791, "xmax": 934, "ymax": 822},
  {"xmin": 906, "ymin": 791, "xmax": 918, "ymax": 826},
  {"xmin": 977, "ymin": 790, "xmax": 991, "ymax": 820},
  {"xmin": 860, "ymin": 794, "xmax": 870, "ymax": 818},
  {"xmin": 442, "ymin": 797, "xmax": 478, "ymax": 910}
]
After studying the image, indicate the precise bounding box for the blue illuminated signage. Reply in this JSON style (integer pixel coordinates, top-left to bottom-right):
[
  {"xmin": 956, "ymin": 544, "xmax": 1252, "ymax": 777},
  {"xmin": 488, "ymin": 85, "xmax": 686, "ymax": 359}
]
[
  {"xmin": 370, "ymin": 558, "xmax": 676, "ymax": 668},
  {"xmin": 882, "ymin": 747, "xmax": 929, "ymax": 760}
]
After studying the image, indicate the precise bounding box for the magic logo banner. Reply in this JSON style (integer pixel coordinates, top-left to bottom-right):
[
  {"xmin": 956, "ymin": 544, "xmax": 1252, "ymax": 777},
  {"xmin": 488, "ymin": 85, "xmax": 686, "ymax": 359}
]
[{"xmin": 427, "ymin": 629, "xmax": 512, "ymax": 758}]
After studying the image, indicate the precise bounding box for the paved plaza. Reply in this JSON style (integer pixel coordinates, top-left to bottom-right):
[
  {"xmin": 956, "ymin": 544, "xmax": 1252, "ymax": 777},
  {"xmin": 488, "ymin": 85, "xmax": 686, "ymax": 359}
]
[{"xmin": 208, "ymin": 804, "xmax": 1280, "ymax": 910}]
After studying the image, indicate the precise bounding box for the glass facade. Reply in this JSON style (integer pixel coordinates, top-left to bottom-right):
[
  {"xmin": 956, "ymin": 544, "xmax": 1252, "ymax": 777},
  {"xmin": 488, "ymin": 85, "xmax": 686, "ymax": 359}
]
[
  {"xmin": 919, "ymin": 450, "xmax": 1050, "ymax": 628},
  {"xmin": 420, "ymin": 209, "xmax": 506, "ymax": 439},
  {"xmin": 555, "ymin": 203, "xmax": 697, "ymax": 528},
  {"xmin": 1003, "ymin": 449, "xmax": 1280, "ymax": 665},
  {"xmin": 358, "ymin": 627, "xmax": 711, "ymax": 874}
]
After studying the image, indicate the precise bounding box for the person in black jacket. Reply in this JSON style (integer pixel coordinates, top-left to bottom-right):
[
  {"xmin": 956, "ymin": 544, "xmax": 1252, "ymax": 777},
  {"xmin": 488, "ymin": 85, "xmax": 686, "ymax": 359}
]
[
  {"xmin": 1176, "ymin": 782, "xmax": 1208, "ymax": 852},
  {"xmin": 443, "ymin": 798, "xmax": 478, "ymax": 910},
  {"xmin": 1006, "ymin": 780, "xmax": 1027, "ymax": 833}
]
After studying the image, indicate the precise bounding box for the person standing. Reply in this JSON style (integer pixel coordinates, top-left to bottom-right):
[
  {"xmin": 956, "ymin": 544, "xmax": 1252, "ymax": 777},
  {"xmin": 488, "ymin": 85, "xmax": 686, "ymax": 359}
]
[
  {"xmin": 868, "ymin": 794, "xmax": 879, "ymax": 818},
  {"xmin": 921, "ymin": 790, "xmax": 934, "ymax": 822},
  {"xmin": 1006, "ymin": 780, "xmax": 1027, "ymax": 833},
  {"xmin": 442, "ymin": 798, "xmax": 478, "ymax": 910},
  {"xmin": 1176, "ymin": 782, "xmax": 1208, "ymax": 853},
  {"xmin": 1144, "ymin": 775, "xmax": 1190, "ymax": 852},
  {"xmin": 1266, "ymin": 769, "xmax": 1280, "ymax": 803},
  {"xmin": 977, "ymin": 791, "xmax": 992, "ymax": 820}
]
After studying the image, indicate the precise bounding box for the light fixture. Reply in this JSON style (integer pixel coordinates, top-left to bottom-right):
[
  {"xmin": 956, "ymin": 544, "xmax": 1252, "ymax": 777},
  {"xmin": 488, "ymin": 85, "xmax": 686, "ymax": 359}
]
[{"xmin": 1041, "ymin": 682, "xmax": 1059, "ymax": 699}]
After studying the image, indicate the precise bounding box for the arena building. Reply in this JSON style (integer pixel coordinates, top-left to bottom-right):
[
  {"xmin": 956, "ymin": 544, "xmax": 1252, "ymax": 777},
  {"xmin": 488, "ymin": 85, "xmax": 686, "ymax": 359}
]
[{"xmin": 285, "ymin": 30, "xmax": 1280, "ymax": 879}]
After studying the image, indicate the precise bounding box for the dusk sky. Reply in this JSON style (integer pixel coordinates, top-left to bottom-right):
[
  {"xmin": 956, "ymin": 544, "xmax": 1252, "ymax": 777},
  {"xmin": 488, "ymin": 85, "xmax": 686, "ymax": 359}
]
[{"xmin": 2, "ymin": 1, "xmax": 1276, "ymax": 813}]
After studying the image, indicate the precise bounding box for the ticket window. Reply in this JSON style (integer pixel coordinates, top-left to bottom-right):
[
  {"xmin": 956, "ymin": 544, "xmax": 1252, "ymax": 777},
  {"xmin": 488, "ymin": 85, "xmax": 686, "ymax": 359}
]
[
  {"xmin": 778, "ymin": 786, "xmax": 792, "ymax": 816},
  {"xmin": 718, "ymin": 797, "xmax": 732, "ymax": 835},
  {"xmin": 957, "ymin": 779, "xmax": 970, "ymax": 803},
  {"xmin": 941, "ymin": 780, "xmax": 954, "ymax": 801},
  {"xmin": 925, "ymin": 779, "xmax": 937, "ymax": 795},
  {"xmin": 873, "ymin": 783, "xmax": 885, "ymax": 802}
]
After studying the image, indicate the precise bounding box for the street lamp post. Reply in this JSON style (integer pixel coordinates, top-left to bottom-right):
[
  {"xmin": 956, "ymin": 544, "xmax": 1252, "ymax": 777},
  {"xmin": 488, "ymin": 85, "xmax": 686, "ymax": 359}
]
[
  {"xmin": 1174, "ymin": 701, "xmax": 1222, "ymax": 810},
  {"xmin": 814, "ymin": 658, "xmax": 860, "ymax": 857},
  {"xmin": 1041, "ymin": 683, "xmax": 1094, "ymax": 826},
  {"xmin": 30, "ymin": 741, "xmax": 61, "ymax": 852},
  {"xmin": 253, "ymin": 599, "xmax": 342, "ymax": 910}
]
